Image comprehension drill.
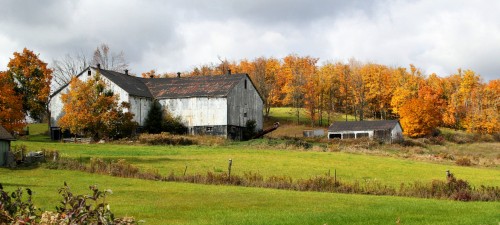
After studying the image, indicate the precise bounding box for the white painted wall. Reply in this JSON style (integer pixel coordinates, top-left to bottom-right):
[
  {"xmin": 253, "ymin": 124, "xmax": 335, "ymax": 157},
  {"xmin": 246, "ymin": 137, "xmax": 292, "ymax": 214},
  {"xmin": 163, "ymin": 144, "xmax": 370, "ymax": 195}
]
[
  {"xmin": 129, "ymin": 96, "xmax": 152, "ymax": 126},
  {"xmin": 391, "ymin": 124, "xmax": 404, "ymax": 140},
  {"xmin": 159, "ymin": 97, "xmax": 227, "ymax": 127},
  {"xmin": 227, "ymin": 77, "xmax": 264, "ymax": 130}
]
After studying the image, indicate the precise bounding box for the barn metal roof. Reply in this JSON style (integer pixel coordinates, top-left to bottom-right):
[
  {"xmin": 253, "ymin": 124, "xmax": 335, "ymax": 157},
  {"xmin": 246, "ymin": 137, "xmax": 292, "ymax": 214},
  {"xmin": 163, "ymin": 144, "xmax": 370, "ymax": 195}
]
[
  {"xmin": 50, "ymin": 67, "xmax": 254, "ymax": 100},
  {"xmin": 95, "ymin": 68, "xmax": 153, "ymax": 98},
  {"xmin": 142, "ymin": 74, "xmax": 247, "ymax": 99},
  {"xmin": 328, "ymin": 120, "xmax": 401, "ymax": 132},
  {"xmin": 0, "ymin": 125, "xmax": 15, "ymax": 141}
]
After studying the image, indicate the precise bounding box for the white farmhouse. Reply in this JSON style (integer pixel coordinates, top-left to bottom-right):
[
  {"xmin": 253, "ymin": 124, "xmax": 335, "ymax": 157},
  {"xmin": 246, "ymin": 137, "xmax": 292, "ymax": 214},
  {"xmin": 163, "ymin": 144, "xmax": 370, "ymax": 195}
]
[
  {"xmin": 327, "ymin": 120, "xmax": 403, "ymax": 143},
  {"xmin": 49, "ymin": 66, "xmax": 263, "ymax": 140}
]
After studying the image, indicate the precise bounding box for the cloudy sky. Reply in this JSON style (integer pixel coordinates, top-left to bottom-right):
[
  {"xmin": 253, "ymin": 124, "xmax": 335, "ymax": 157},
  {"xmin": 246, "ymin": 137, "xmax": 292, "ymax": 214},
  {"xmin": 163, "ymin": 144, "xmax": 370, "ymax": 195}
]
[{"xmin": 0, "ymin": 0, "xmax": 498, "ymax": 80}]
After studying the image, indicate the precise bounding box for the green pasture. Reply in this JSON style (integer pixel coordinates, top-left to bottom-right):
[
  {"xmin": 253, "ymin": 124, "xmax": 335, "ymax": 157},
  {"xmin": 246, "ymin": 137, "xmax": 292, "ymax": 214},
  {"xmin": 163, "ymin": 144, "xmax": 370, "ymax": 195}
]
[
  {"xmin": 13, "ymin": 140, "xmax": 500, "ymax": 187},
  {"xmin": 266, "ymin": 107, "xmax": 356, "ymax": 126},
  {"xmin": 1, "ymin": 168, "xmax": 498, "ymax": 225}
]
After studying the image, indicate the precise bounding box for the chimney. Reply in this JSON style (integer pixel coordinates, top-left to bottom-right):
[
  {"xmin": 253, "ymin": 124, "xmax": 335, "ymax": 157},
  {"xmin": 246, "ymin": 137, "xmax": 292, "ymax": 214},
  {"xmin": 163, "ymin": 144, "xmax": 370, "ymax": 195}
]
[
  {"xmin": 227, "ymin": 69, "xmax": 231, "ymax": 75},
  {"xmin": 177, "ymin": 72, "xmax": 181, "ymax": 78},
  {"xmin": 96, "ymin": 64, "xmax": 101, "ymax": 69},
  {"xmin": 125, "ymin": 69, "xmax": 129, "ymax": 75},
  {"xmin": 87, "ymin": 70, "xmax": 91, "ymax": 76}
]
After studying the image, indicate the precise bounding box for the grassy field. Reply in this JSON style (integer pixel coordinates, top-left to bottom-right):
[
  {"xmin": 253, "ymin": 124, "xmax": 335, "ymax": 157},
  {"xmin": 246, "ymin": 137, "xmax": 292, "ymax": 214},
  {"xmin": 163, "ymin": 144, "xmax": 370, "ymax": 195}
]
[
  {"xmin": 265, "ymin": 107, "xmax": 356, "ymax": 127},
  {"xmin": 1, "ymin": 168, "xmax": 498, "ymax": 225},
  {"xmin": 6, "ymin": 117, "xmax": 499, "ymax": 224}
]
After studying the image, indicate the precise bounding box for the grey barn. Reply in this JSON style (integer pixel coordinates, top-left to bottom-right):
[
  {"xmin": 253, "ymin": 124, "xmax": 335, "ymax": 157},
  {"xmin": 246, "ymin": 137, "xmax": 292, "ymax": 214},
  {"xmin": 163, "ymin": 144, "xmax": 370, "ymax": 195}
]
[
  {"xmin": 49, "ymin": 66, "xmax": 263, "ymax": 140},
  {"xmin": 0, "ymin": 125, "xmax": 15, "ymax": 167},
  {"xmin": 327, "ymin": 120, "xmax": 403, "ymax": 143}
]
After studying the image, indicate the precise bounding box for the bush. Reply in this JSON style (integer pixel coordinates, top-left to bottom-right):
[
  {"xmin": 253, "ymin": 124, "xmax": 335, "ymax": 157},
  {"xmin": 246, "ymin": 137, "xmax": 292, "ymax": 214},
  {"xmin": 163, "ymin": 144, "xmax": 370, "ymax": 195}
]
[
  {"xmin": 138, "ymin": 132, "xmax": 195, "ymax": 145},
  {"xmin": 0, "ymin": 183, "xmax": 138, "ymax": 224},
  {"xmin": 242, "ymin": 120, "xmax": 257, "ymax": 141},
  {"xmin": 455, "ymin": 157, "xmax": 473, "ymax": 166}
]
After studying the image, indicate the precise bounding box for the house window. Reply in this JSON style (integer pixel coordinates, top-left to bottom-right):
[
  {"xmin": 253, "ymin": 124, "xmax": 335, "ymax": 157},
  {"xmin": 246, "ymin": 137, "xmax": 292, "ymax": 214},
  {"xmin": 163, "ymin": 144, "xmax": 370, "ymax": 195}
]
[
  {"xmin": 244, "ymin": 112, "xmax": 247, "ymax": 117},
  {"xmin": 244, "ymin": 80, "xmax": 247, "ymax": 89},
  {"xmin": 206, "ymin": 127, "xmax": 213, "ymax": 132}
]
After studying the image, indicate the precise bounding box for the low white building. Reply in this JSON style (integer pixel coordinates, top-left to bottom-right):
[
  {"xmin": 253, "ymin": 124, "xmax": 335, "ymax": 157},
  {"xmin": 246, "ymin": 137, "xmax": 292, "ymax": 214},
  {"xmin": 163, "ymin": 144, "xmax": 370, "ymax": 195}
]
[
  {"xmin": 49, "ymin": 66, "xmax": 263, "ymax": 140},
  {"xmin": 327, "ymin": 120, "xmax": 403, "ymax": 143}
]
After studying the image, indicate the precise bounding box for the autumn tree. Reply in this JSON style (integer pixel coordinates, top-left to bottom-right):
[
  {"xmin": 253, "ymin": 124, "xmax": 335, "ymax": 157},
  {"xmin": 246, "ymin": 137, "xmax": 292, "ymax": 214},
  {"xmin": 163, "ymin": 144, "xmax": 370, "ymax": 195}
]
[
  {"xmin": 363, "ymin": 63, "xmax": 393, "ymax": 120},
  {"xmin": 399, "ymin": 84, "xmax": 445, "ymax": 137},
  {"xmin": 318, "ymin": 62, "xmax": 341, "ymax": 125},
  {"xmin": 7, "ymin": 48, "xmax": 52, "ymax": 122},
  {"xmin": 246, "ymin": 57, "xmax": 280, "ymax": 117},
  {"xmin": 0, "ymin": 71, "xmax": 25, "ymax": 133},
  {"xmin": 59, "ymin": 73, "xmax": 136, "ymax": 141},
  {"xmin": 92, "ymin": 43, "xmax": 128, "ymax": 71},
  {"xmin": 281, "ymin": 54, "xmax": 318, "ymax": 124}
]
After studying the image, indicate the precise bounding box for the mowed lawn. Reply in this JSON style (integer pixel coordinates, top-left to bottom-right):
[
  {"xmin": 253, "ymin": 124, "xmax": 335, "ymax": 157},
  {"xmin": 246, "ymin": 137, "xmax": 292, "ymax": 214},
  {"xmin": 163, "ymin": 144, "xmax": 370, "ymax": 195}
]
[
  {"xmin": 1, "ymin": 168, "xmax": 499, "ymax": 225},
  {"xmin": 13, "ymin": 140, "xmax": 500, "ymax": 187}
]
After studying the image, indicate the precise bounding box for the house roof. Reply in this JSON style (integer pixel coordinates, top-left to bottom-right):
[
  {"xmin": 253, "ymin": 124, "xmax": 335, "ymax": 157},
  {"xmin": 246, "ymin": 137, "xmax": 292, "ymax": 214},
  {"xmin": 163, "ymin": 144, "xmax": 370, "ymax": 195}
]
[
  {"xmin": 142, "ymin": 74, "xmax": 247, "ymax": 99},
  {"xmin": 0, "ymin": 125, "xmax": 15, "ymax": 141},
  {"xmin": 94, "ymin": 68, "xmax": 153, "ymax": 98},
  {"xmin": 328, "ymin": 120, "xmax": 401, "ymax": 132}
]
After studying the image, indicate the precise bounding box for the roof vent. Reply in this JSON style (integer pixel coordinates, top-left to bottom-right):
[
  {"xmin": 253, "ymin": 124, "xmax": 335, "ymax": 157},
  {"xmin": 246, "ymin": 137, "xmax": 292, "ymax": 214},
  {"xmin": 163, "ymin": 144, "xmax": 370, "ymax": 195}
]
[
  {"xmin": 177, "ymin": 72, "xmax": 181, "ymax": 78},
  {"xmin": 227, "ymin": 69, "xmax": 231, "ymax": 75},
  {"xmin": 125, "ymin": 69, "xmax": 129, "ymax": 75},
  {"xmin": 97, "ymin": 64, "xmax": 101, "ymax": 69}
]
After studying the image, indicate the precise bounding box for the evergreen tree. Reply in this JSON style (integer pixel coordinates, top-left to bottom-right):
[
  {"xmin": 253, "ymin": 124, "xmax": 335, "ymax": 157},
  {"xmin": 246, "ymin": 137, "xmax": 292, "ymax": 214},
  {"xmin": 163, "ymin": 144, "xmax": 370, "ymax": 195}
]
[{"xmin": 144, "ymin": 100, "xmax": 164, "ymax": 134}]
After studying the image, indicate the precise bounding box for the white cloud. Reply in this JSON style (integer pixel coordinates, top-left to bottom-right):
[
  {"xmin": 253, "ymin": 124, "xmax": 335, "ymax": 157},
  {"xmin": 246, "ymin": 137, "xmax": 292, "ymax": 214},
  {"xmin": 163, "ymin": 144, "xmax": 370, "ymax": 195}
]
[{"xmin": 0, "ymin": 0, "xmax": 498, "ymax": 80}]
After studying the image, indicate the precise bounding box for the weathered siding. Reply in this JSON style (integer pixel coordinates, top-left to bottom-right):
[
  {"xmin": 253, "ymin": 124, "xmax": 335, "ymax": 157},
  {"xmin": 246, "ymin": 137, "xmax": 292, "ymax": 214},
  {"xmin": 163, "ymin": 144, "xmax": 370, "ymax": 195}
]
[
  {"xmin": 227, "ymin": 77, "xmax": 264, "ymax": 130},
  {"xmin": 159, "ymin": 97, "xmax": 228, "ymax": 128},
  {"xmin": 129, "ymin": 96, "xmax": 152, "ymax": 126},
  {"xmin": 391, "ymin": 124, "xmax": 404, "ymax": 142}
]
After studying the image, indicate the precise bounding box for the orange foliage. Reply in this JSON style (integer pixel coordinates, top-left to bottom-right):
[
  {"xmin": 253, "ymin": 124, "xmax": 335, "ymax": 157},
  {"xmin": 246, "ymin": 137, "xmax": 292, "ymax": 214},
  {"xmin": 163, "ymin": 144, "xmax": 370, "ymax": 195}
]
[
  {"xmin": 7, "ymin": 48, "xmax": 52, "ymax": 122},
  {"xmin": 0, "ymin": 71, "xmax": 25, "ymax": 133},
  {"xmin": 398, "ymin": 85, "xmax": 445, "ymax": 137},
  {"xmin": 59, "ymin": 73, "xmax": 133, "ymax": 140}
]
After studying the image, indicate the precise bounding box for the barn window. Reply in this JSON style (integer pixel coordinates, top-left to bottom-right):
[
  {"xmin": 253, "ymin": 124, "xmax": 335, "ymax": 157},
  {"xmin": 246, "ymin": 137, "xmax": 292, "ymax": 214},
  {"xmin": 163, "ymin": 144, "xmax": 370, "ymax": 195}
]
[
  {"xmin": 244, "ymin": 80, "xmax": 247, "ymax": 89},
  {"xmin": 206, "ymin": 127, "xmax": 213, "ymax": 132}
]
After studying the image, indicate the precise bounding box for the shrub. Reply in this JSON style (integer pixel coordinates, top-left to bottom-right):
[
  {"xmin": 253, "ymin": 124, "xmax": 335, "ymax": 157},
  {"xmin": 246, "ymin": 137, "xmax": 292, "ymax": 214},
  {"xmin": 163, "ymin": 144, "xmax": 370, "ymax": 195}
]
[
  {"xmin": 0, "ymin": 183, "xmax": 138, "ymax": 224},
  {"xmin": 455, "ymin": 157, "xmax": 473, "ymax": 166},
  {"xmin": 138, "ymin": 132, "xmax": 196, "ymax": 145},
  {"xmin": 242, "ymin": 120, "xmax": 257, "ymax": 141}
]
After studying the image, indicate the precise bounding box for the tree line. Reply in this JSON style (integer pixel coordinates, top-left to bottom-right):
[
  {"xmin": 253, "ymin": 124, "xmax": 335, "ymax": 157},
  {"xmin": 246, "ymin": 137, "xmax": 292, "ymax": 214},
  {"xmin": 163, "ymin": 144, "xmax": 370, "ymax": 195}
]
[
  {"xmin": 1, "ymin": 47, "xmax": 498, "ymax": 138},
  {"xmin": 149, "ymin": 55, "xmax": 499, "ymax": 137}
]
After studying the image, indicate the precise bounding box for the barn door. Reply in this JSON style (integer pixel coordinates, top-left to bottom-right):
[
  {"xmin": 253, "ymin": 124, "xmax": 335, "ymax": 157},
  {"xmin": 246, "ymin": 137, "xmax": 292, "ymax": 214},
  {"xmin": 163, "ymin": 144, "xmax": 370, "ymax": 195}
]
[{"xmin": 0, "ymin": 141, "xmax": 7, "ymax": 166}]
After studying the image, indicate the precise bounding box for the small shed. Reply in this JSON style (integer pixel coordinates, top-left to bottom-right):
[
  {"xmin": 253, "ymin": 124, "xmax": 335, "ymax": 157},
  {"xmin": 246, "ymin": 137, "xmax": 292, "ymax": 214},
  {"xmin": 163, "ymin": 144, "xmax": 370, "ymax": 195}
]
[
  {"xmin": 328, "ymin": 120, "xmax": 403, "ymax": 143},
  {"xmin": 0, "ymin": 125, "xmax": 16, "ymax": 166}
]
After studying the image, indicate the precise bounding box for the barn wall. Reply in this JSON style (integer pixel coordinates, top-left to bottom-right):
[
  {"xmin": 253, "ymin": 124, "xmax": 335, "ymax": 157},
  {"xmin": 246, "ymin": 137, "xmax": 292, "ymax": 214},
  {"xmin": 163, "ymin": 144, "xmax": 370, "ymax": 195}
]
[
  {"xmin": 129, "ymin": 96, "xmax": 152, "ymax": 126},
  {"xmin": 158, "ymin": 97, "xmax": 228, "ymax": 127},
  {"xmin": 226, "ymin": 77, "xmax": 264, "ymax": 131},
  {"xmin": 391, "ymin": 124, "xmax": 404, "ymax": 142}
]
